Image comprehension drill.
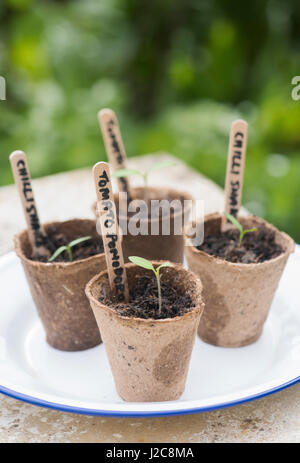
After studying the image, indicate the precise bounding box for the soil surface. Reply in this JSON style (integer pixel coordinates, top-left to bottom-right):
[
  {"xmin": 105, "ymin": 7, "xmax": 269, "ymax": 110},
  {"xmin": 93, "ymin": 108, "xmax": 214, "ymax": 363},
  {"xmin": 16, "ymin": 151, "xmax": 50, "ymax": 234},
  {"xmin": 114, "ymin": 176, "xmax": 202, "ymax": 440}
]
[
  {"xmin": 30, "ymin": 226, "xmax": 104, "ymax": 263},
  {"xmin": 196, "ymin": 226, "xmax": 283, "ymax": 264},
  {"xmin": 100, "ymin": 274, "xmax": 194, "ymax": 319}
]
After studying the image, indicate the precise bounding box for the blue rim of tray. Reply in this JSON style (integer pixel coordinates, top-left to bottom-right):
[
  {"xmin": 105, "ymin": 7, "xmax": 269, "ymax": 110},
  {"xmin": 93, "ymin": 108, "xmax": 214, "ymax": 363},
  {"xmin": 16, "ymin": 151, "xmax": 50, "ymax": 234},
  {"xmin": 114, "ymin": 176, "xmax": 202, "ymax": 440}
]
[{"xmin": 0, "ymin": 376, "xmax": 299, "ymax": 418}]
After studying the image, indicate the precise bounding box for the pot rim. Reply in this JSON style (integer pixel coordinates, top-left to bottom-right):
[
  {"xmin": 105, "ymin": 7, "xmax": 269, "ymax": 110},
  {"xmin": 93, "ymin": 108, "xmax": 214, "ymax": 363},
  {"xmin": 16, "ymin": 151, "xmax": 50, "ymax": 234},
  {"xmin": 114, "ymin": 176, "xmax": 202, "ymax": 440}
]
[
  {"xmin": 85, "ymin": 261, "xmax": 204, "ymax": 325},
  {"xmin": 184, "ymin": 212, "xmax": 295, "ymax": 269},
  {"xmin": 93, "ymin": 186, "xmax": 194, "ymax": 223},
  {"xmin": 14, "ymin": 218, "xmax": 105, "ymax": 269}
]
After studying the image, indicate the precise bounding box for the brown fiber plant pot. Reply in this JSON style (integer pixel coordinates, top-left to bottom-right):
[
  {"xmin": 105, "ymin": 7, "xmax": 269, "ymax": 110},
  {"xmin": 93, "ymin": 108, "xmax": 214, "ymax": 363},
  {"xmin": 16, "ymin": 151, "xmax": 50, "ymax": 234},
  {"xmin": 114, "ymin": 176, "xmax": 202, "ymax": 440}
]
[
  {"xmin": 93, "ymin": 186, "xmax": 193, "ymax": 264},
  {"xmin": 14, "ymin": 219, "xmax": 106, "ymax": 351},
  {"xmin": 86, "ymin": 262, "xmax": 204, "ymax": 402},
  {"xmin": 185, "ymin": 213, "xmax": 294, "ymax": 348}
]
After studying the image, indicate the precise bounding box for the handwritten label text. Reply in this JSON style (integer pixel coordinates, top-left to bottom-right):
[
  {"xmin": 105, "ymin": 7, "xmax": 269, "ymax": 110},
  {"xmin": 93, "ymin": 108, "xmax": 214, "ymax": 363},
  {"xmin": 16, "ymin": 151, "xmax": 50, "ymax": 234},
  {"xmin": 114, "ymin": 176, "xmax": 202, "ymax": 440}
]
[
  {"xmin": 16, "ymin": 159, "xmax": 46, "ymax": 248},
  {"xmin": 97, "ymin": 169, "xmax": 127, "ymax": 302}
]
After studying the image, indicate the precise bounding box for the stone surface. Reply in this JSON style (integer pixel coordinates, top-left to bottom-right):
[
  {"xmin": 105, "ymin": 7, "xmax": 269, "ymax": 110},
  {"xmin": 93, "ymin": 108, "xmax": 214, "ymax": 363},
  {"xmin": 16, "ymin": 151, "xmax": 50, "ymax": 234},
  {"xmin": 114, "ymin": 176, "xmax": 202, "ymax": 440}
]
[
  {"xmin": 0, "ymin": 384, "xmax": 300, "ymax": 443},
  {"xmin": 0, "ymin": 153, "xmax": 299, "ymax": 443}
]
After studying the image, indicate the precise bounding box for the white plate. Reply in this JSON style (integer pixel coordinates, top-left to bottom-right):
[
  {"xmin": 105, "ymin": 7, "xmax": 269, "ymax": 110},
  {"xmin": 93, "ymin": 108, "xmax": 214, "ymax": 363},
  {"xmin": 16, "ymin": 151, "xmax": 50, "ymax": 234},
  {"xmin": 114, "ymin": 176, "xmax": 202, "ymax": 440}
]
[{"xmin": 0, "ymin": 248, "xmax": 299, "ymax": 417}]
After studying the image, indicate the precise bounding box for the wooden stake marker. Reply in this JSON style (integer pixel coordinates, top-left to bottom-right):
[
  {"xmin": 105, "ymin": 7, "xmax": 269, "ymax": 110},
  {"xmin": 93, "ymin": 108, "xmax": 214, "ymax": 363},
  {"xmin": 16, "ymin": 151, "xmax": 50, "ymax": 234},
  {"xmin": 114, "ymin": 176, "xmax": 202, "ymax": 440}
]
[
  {"xmin": 93, "ymin": 161, "xmax": 129, "ymax": 303},
  {"xmin": 9, "ymin": 150, "xmax": 50, "ymax": 258},
  {"xmin": 221, "ymin": 119, "xmax": 248, "ymax": 231},
  {"xmin": 98, "ymin": 108, "xmax": 132, "ymax": 201}
]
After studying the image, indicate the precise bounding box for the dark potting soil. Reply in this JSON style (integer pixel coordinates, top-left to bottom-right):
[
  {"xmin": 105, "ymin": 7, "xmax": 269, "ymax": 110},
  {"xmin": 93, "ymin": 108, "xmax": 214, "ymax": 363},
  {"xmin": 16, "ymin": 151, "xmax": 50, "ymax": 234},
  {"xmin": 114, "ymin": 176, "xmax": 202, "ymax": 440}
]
[
  {"xmin": 196, "ymin": 226, "xmax": 283, "ymax": 264},
  {"xmin": 30, "ymin": 226, "xmax": 104, "ymax": 263},
  {"xmin": 100, "ymin": 274, "xmax": 193, "ymax": 320}
]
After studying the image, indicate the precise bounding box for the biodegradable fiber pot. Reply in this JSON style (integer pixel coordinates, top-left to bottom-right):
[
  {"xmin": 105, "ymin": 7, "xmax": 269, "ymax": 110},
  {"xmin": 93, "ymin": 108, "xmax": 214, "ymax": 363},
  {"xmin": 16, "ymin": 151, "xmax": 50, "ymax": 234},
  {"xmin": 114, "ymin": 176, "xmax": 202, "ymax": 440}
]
[
  {"xmin": 86, "ymin": 262, "xmax": 204, "ymax": 402},
  {"xmin": 14, "ymin": 219, "xmax": 106, "ymax": 351},
  {"xmin": 93, "ymin": 186, "xmax": 193, "ymax": 264},
  {"xmin": 185, "ymin": 213, "xmax": 294, "ymax": 348}
]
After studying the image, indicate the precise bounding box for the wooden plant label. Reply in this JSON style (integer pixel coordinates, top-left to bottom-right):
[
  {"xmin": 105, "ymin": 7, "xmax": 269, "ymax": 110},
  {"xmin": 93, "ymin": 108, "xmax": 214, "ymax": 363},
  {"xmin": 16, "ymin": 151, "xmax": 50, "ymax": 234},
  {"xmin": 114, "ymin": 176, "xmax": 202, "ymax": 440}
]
[
  {"xmin": 221, "ymin": 119, "xmax": 248, "ymax": 231},
  {"xmin": 9, "ymin": 150, "xmax": 50, "ymax": 257},
  {"xmin": 98, "ymin": 109, "xmax": 132, "ymax": 200},
  {"xmin": 93, "ymin": 161, "xmax": 129, "ymax": 302}
]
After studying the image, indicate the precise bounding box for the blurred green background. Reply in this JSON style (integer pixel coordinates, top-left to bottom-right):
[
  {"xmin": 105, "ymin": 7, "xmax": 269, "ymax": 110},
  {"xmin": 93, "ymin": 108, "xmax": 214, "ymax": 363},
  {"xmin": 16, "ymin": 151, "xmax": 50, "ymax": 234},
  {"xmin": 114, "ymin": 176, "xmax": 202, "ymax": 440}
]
[{"xmin": 1, "ymin": 0, "xmax": 300, "ymax": 240}]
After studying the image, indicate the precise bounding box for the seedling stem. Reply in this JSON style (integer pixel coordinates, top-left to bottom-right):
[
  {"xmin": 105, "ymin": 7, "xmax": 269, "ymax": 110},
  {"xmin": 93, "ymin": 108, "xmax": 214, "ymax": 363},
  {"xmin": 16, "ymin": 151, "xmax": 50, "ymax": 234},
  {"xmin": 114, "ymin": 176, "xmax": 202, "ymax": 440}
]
[
  {"xmin": 225, "ymin": 213, "xmax": 257, "ymax": 248},
  {"xmin": 128, "ymin": 256, "xmax": 173, "ymax": 316}
]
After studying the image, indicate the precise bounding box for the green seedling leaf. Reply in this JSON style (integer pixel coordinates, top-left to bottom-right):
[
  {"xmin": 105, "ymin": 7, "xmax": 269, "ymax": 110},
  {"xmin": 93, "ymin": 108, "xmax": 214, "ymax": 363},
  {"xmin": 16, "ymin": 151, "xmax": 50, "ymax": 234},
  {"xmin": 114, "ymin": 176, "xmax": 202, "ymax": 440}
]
[
  {"xmin": 68, "ymin": 236, "xmax": 91, "ymax": 248},
  {"xmin": 148, "ymin": 160, "xmax": 177, "ymax": 173},
  {"xmin": 112, "ymin": 168, "xmax": 142, "ymax": 178},
  {"xmin": 225, "ymin": 212, "xmax": 243, "ymax": 233},
  {"xmin": 238, "ymin": 226, "xmax": 258, "ymax": 248},
  {"xmin": 48, "ymin": 246, "xmax": 67, "ymax": 262},
  {"xmin": 128, "ymin": 256, "xmax": 154, "ymax": 271},
  {"xmin": 244, "ymin": 228, "xmax": 258, "ymax": 234},
  {"xmin": 48, "ymin": 236, "xmax": 92, "ymax": 263},
  {"xmin": 112, "ymin": 162, "xmax": 177, "ymax": 192},
  {"xmin": 157, "ymin": 261, "xmax": 173, "ymax": 271}
]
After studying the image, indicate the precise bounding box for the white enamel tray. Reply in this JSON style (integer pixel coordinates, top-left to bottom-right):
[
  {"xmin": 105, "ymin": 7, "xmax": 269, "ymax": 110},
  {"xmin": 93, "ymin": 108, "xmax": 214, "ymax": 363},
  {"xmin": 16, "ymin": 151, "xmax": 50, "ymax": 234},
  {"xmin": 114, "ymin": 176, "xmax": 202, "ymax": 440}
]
[{"xmin": 0, "ymin": 247, "xmax": 299, "ymax": 417}]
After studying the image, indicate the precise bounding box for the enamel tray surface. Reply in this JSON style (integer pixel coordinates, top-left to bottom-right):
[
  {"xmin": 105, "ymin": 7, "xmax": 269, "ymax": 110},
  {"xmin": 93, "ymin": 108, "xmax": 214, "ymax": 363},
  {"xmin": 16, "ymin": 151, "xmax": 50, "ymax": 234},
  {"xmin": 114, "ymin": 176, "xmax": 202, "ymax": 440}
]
[{"xmin": 0, "ymin": 248, "xmax": 299, "ymax": 417}]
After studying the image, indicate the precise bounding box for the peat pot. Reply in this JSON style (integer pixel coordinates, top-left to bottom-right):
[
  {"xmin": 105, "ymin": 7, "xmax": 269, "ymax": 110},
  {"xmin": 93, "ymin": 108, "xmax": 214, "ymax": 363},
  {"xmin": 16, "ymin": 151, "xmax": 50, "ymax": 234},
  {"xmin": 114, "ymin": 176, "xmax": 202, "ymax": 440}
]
[
  {"xmin": 86, "ymin": 261, "xmax": 204, "ymax": 402},
  {"xmin": 185, "ymin": 213, "xmax": 294, "ymax": 347},
  {"xmin": 15, "ymin": 219, "xmax": 106, "ymax": 351}
]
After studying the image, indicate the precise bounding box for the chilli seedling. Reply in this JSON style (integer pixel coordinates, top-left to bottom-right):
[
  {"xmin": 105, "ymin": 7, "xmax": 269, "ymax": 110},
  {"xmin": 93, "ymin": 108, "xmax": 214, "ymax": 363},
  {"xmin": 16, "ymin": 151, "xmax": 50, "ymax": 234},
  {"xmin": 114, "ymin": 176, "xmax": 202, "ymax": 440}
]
[
  {"xmin": 112, "ymin": 160, "xmax": 177, "ymax": 190},
  {"xmin": 128, "ymin": 256, "xmax": 173, "ymax": 316},
  {"xmin": 225, "ymin": 213, "xmax": 257, "ymax": 248},
  {"xmin": 48, "ymin": 236, "xmax": 92, "ymax": 262}
]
